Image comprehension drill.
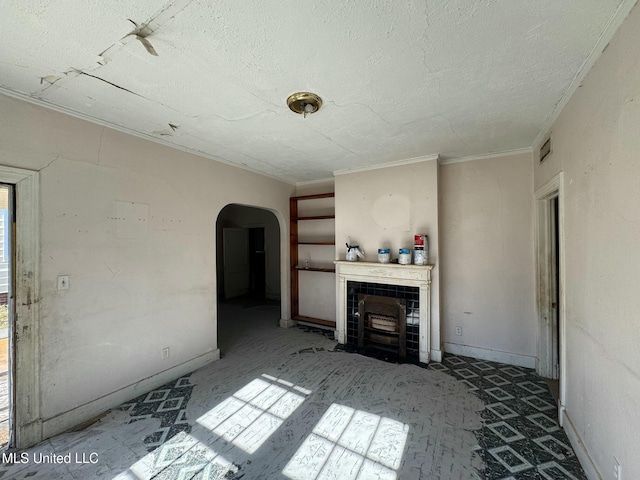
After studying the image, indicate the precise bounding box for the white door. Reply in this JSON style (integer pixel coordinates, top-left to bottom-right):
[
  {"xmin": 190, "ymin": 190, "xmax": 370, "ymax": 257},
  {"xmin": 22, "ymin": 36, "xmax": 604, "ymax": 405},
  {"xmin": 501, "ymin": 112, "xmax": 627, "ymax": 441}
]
[{"xmin": 223, "ymin": 228, "xmax": 250, "ymax": 299}]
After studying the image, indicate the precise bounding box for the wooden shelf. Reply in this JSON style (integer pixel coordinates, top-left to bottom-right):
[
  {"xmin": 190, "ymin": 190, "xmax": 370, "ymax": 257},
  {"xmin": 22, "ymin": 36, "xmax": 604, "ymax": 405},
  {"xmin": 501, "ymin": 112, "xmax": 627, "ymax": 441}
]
[
  {"xmin": 295, "ymin": 266, "xmax": 336, "ymax": 273},
  {"xmin": 290, "ymin": 193, "xmax": 335, "ymax": 201},
  {"xmin": 295, "ymin": 215, "xmax": 335, "ymax": 221},
  {"xmin": 293, "ymin": 315, "xmax": 336, "ymax": 329}
]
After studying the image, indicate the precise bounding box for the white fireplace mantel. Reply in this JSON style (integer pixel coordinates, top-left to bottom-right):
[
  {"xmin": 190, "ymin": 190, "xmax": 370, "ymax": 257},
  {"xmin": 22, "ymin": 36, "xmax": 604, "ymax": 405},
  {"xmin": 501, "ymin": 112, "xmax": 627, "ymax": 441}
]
[{"xmin": 335, "ymin": 261, "xmax": 435, "ymax": 363}]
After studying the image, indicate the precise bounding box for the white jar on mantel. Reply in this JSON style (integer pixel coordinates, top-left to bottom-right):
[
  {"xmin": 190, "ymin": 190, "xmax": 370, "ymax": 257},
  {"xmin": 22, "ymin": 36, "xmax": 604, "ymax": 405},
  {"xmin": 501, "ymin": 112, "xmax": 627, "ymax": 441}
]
[
  {"xmin": 378, "ymin": 249, "xmax": 391, "ymax": 263},
  {"xmin": 398, "ymin": 248, "xmax": 412, "ymax": 265}
]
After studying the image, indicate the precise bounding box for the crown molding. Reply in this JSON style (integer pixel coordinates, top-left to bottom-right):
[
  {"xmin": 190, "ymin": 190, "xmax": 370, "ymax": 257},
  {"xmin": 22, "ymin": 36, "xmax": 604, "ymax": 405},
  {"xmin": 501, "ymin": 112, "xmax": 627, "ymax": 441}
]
[
  {"xmin": 439, "ymin": 147, "xmax": 533, "ymax": 165},
  {"xmin": 0, "ymin": 87, "xmax": 297, "ymax": 186},
  {"xmin": 333, "ymin": 153, "xmax": 439, "ymax": 177},
  {"xmin": 532, "ymin": 0, "xmax": 639, "ymax": 149}
]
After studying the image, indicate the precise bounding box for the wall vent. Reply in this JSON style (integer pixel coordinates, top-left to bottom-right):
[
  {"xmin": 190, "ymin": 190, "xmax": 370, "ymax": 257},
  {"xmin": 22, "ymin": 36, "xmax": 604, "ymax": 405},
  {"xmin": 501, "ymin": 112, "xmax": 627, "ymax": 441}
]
[{"xmin": 540, "ymin": 137, "xmax": 552, "ymax": 163}]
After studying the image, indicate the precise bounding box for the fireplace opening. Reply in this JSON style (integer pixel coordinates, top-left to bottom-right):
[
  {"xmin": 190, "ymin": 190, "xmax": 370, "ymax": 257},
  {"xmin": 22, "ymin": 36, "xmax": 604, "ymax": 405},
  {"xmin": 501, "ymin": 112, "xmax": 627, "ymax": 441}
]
[
  {"xmin": 345, "ymin": 281, "xmax": 420, "ymax": 363},
  {"xmin": 358, "ymin": 294, "xmax": 407, "ymax": 359}
]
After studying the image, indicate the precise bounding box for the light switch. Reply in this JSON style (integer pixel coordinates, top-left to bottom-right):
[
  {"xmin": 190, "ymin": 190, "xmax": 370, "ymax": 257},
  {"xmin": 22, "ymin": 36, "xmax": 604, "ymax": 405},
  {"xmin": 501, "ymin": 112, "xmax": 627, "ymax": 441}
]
[{"xmin": 57, "ymin": 275, "xmax": 70, "ymax": 290}]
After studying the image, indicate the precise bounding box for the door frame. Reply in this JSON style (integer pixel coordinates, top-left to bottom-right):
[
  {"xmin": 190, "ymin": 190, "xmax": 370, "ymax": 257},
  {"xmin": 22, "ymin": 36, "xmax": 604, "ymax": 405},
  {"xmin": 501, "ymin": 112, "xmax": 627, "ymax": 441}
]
[
  {"xmin": 0, "ymin": 166, "xmax": 40, "ymax": 448},
  {"xmin": 534, "ymin": 172, "xmax": 566, "ymax": 424}
]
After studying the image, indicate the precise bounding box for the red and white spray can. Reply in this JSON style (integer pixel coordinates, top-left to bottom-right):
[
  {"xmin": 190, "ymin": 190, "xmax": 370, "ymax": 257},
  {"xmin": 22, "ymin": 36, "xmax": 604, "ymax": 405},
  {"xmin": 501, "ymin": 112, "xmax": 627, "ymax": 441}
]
[{"xmin": 413, "ymin": 235, "xmax": 428, "ymax": 265}]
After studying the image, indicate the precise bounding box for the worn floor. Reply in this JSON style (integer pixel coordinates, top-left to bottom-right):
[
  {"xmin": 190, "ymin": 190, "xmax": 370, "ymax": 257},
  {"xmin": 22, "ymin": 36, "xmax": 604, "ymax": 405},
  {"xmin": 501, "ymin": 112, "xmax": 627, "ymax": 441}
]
[
  {"xmin": 0, "ymin": 302, "xmax": 584, "ymax": 479},
  {"xmin": 432, "ymin": 357, "xmax": 585, "ymax": 479}
]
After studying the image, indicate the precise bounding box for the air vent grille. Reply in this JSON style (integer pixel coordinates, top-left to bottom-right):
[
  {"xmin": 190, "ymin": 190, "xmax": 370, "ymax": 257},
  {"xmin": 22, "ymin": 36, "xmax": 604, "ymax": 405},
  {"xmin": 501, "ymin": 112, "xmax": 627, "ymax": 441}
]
[{"xmin": 540, "ymin": 137, "xmax": 551, "ymax": 163}]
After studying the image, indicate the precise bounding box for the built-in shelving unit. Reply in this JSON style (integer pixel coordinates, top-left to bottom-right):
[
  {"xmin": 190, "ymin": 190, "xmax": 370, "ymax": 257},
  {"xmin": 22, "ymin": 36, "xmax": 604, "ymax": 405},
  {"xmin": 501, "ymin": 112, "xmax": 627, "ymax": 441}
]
[
  {"xmin": 297, "ymin": 241, "xmax": 335, "ymax": 245},
  {"xmin": 294, "ymin": 266, "xmax": 335, "ymax": 273},
  {"xmin": 290, "ymin": 192, "xmax": 336, "ymax": 328}
]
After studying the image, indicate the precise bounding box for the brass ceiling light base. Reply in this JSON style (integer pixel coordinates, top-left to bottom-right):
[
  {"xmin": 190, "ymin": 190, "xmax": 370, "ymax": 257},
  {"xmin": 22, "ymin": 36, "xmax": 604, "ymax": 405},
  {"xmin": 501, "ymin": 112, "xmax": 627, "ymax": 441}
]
[{"xmin": 287, "ymin": 92, "xmax": 322, "ymax": 117}]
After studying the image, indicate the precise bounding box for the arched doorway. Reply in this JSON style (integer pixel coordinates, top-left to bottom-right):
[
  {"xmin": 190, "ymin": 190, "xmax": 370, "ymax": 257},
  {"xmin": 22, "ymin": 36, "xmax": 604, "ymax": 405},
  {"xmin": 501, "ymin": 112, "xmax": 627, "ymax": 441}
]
[{"xmin": 215, "ymin": 204, "xmax": 282, "ymax": 353}]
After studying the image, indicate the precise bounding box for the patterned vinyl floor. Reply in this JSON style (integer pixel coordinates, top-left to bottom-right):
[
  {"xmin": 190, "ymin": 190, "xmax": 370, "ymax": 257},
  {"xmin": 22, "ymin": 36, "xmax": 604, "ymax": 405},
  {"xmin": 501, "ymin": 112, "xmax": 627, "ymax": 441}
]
[
  {"xmin": 431, "ymin": 355, "xmax": 586, "ymax": 479},
  {"xmin": 0, "ymin": 302, "xmax": 586, "ymax": 479}
]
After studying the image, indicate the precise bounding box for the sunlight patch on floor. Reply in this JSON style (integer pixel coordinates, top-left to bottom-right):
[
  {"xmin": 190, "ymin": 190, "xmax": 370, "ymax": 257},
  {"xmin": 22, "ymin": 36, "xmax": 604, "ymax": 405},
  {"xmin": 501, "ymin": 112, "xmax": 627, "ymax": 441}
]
[
  {"xmin": 113, "ymin": 374, "xmax": 310, "ymax": 479},
  {"xmin": 283, "ymin": 403, "xmax": 409, "ymax": 480},
  {"xmin": 197, "ymin": 374, "xmax": 309, "ymax": 454},
  {"xmin": 113, "ymin": 431, "xmax": 238, "ymax": 480}
]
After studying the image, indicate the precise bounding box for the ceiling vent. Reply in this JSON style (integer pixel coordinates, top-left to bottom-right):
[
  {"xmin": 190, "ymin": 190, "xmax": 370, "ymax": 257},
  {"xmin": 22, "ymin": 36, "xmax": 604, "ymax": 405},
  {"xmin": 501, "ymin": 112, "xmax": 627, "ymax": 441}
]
[{"xmin": 540, "ymin": 136, "xmax": 552, "ymax": 163}]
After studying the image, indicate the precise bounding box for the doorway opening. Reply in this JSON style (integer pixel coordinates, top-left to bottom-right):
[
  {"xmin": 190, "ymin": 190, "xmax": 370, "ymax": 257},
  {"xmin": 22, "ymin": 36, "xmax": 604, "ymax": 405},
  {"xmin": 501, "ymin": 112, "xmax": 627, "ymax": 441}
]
[
  {"xmin": 248, "ymin": 227, "xmax": 266, "ymax": 299},
  {"xmin": 216, "ymin": 205, "xmax": 282, "ymax": 352},
  {"xmin": 535, "ymin": 173, "xmax": 566, "ymax": 423},
  {"xmin": 0, "ymin": 184, "xmax": 14, "ymax": 450}
]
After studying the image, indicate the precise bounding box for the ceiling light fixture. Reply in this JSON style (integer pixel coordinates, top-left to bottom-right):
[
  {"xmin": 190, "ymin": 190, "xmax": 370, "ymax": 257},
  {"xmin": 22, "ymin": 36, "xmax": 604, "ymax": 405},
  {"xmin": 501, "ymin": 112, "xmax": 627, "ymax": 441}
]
[{"xmin": 287, "ymin": 92, "xmax": 322, "ymax": 118}]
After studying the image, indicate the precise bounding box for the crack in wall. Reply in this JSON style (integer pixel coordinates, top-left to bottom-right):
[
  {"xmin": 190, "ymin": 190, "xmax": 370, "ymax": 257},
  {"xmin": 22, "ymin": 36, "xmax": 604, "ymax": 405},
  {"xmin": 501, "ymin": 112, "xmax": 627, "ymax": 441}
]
[
  {"xmin": 38, "ymin": 156, "xmax": 59, "ymax": 173},
  {"xmin": 97, "ymin": 128, "xmax": 105, "ymax": 165},
  {"xmin": 494, "ymin": 172, "xmax": 505, "ymax": 255}
]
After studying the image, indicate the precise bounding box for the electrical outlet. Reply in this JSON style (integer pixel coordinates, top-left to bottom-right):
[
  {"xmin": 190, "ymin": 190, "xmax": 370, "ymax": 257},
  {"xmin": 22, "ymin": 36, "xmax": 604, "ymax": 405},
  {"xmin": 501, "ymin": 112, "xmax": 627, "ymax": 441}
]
[
  {"xmin": 614, "ymin": 458, "xmax": 622, "ymax": 480},
  {"xmin": 162, "ymin": 347, "xmax": 170, "ymax": 360},
  {"xmin": 57, "ymin": 275, "xmax": 70, "ymax": 290},
  {"xmin": 455, "ymin": 326, "xmax": 462, "ymax": 336}
]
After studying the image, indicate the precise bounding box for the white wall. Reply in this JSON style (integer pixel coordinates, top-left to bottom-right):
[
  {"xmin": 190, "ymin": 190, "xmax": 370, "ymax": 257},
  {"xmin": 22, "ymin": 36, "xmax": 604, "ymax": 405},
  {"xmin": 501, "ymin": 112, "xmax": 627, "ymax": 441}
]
[
  {"xmin": 334, "ymin": 160, "xmax": 441, "ymax": 356},
  {"xmin": 216, "ymin": 204, "xmax": 281, "ymax": 300},
  {"xmin": 533, "ymin": 3, "xmax": 640, "ymax": 478},
  {"xmin": 439, "ymin": 153, "xmax": 536, "ymax": 367},
  {"xmin": 0, "ymin": 94, "xmax": 294, "ymax": 441}
]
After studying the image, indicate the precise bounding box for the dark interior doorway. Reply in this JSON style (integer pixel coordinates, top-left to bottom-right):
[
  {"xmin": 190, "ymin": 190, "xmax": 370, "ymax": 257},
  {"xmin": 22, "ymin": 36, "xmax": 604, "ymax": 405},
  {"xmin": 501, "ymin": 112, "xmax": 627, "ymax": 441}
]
[
  {"xmin": 216, "ymin": 205, "xmax": 281, "ymax": 356},
  {"xmin": 248, "ymin": 227, "xmax": 266, "ymax": 299},
  {"xmin": 216, "ymin": 204, "xmax": 281, "ymax": 307}
]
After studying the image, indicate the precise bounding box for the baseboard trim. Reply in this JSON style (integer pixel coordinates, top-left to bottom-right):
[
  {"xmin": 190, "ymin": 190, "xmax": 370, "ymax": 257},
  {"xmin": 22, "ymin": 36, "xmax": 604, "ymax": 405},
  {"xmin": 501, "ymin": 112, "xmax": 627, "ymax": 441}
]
[
  {"xmin": 562, "ymin": 410, "xmax": 603, "ymax": 480},
  {"xmin": 443, "ymin": 342, "xmax": 536, "ymax": 368},
  {"xmin": 280, "ymin": 318, "xmax": 297, "ymax": 328},
  {"xmin": 430, "ymin": 349, "xmax": 443, "ymax": 362},
  {"xmin": 16, "ymin": 419, "xmax": 43, "ymax": 450},
  {"xmin": 41, "ymin": 349, "xmax": 220, "ymax": 442}
]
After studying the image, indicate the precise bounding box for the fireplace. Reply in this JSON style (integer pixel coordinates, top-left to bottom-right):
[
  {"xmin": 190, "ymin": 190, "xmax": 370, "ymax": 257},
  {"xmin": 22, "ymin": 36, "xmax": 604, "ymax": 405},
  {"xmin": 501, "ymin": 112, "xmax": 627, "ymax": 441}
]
[
  {"xmin": 346, "ymin": 282, "xmax": 418, "ymax": 360},
  {"xmin": 335, "ymin": 261, "xmax": 437, "ymax": 363},
  {"xmin": 358, "ymin": 294, "xmax": 407, "ymax": 359}
]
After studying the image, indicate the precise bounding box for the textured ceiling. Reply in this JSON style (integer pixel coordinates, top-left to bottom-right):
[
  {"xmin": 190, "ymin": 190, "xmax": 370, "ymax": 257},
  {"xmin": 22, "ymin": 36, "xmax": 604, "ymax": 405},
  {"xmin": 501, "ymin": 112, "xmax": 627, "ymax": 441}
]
[{"xmin": 0, "ymin": 0, "xmax": 633, "ymax": 183}]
